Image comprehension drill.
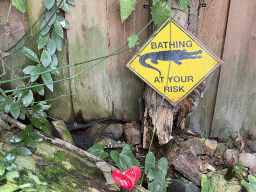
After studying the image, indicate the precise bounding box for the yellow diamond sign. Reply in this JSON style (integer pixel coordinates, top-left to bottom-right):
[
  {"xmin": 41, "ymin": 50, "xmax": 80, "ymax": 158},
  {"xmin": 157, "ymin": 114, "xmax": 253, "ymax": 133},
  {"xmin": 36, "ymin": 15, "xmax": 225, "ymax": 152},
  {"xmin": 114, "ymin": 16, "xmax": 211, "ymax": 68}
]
[{"xmin": 127, "ymin": 19, "xmax": 223, "ymax": 106}]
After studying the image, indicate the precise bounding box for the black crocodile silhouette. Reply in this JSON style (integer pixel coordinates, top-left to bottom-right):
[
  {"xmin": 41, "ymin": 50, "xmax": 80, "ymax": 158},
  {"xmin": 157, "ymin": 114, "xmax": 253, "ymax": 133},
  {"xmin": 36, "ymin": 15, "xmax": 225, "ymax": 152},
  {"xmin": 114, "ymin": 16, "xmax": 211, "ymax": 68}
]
[{"xmin": 139, "ymin": 50, "xmax": 202, "ymax": 76}]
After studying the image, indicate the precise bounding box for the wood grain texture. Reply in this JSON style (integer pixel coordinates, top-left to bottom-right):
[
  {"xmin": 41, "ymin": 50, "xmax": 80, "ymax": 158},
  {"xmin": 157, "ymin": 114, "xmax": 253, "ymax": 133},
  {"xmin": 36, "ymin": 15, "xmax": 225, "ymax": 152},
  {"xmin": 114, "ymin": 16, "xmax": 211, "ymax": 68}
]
[
  {"xmin": 0, "ymin": 0, "xmax": 30, "ymax": 89},
  {"xmin": 211, "ymin": 0, "xmax": 256, "ymax": 138},
  {"xmin": 188, "ymin": 0, "xmax": 230, "ymax": 137},
  {"xmin": 66, "ymin": 0, "xmax": 150, "ymax": 121}
]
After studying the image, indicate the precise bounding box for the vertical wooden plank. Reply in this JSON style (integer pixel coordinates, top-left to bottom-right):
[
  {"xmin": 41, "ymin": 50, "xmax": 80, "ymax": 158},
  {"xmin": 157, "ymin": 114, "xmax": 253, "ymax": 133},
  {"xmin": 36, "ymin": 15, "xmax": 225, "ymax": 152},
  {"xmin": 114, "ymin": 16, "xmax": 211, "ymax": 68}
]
[
  {"xmin": 66, "ymin": 0, "xmax": 150, "ymax": 121},
  {"xmin": 0, "ymin": 0, "xmax": 30, "ymax": 89},
  {"xmin": 211, "ymin": 0, "xmax": 256, "ymax": 138},
  {"xmin": 188, "ymin": 0, "xmax": 230, "ymax": 137},
  {"xmin": 26, "ymin": 0, "xmax": 73, "ymax": 122}
]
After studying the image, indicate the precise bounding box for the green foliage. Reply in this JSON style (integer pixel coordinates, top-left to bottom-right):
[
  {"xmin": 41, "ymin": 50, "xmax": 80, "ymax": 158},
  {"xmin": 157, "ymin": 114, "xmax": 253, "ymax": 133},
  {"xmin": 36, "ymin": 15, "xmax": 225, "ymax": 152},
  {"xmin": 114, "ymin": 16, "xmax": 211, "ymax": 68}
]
[
  {"xmin": 241, "ymin": 175, "xmax": 256, "ymax": 192},
  {"xmin": 128, "ymin": 35, "xmax": 139, "ymax": 50},
  {"xmin": 145, "ymin": 152, "xmax": 170, "ymax": 192},
  {"xmin": 87, "ymin": 142, "xmax": 109, "ymax": 159},
  {"xmin": 201, "ymin": 174, "xmax": 215, "ymax": 192},
  {"xmin": 234, "ymin": 162, "xmax": 248, "ymax": 177},
  {"xmin": 179, "ymin": 0, "xmax": 190, "ymax": 10},
  {"xmin": 31, "ymin": 118, "xmax": 52, "ymax": 134},
  {"xmin": 110, "ymin": 144, "xmax": 140, "ymax": 172},
  {"xmin": 12, "ymin": 0, "xmax": 26, "ymax": 13},
  {"xmin": 119, "ymin": 0, "xmax": 137, "ymax": 22},
  {"xmin": 150, "ymin": 1, "xmax": 169, "ymax": 26}
]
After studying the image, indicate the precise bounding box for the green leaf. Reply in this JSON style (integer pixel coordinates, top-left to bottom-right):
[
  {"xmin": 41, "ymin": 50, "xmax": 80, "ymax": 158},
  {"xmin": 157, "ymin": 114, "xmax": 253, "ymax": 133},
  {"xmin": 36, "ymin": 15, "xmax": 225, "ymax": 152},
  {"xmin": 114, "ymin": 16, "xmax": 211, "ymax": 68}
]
[
  {"xmin": 61, "ymin": 2, "xmax": 70, "ymax": 13},
  {"xmin": 0, "ymin": 163, "xmax": 5, "ymax": 176},
  {"xmin": 128, "ymin": 35, "xmax": 139, "ymax": 50},
  {"xmin": 14, "ymin": 147, "xmax": 32, "ymax": 156},
  {"xmin": 5, "ymin": 163, "xmax": 18, "ymax": 171},
  {"xmin": 45, "ymin": 9, "xmax": 57, "ymax": 26},
  {"xmin": 24, "ymin": 136, "xmax": 36, "ymax": 148},
  {"xmin": 31, "ymin": 118, "xmax": 51, "ymax": 134},
  {"xmin": 29, "ymin": 132, "xmax": 43, "ymax": 142},
  {"xmin": 241, "ymin": 175, "xmax": 256, "ymax": 192},
  {"xmin": 25, "ymin": 124, "xmax": 33, "ymax": 134},
  {"xmin": 47, "ymin": 65, "xmax": 60, "ymax": 76},
  {"xmin": 44, "ymin": 0, "xmax": 55, "ymax": 10},
  {"xmin": 9, "ymin": 131, "xmax": 27, "ymax": 143},
  {"xmin": 21, "ymin": 47, "xmax": 40, "ymax": 63},
  {"xmin": 67, "ymin": 0, "xmax": 75, "ymax": 5},
  {"xmin": 41, "ymin": 50, "xmax": 51, "ymax": 67},
  {"xmin": 31, "ymin": 83, "xmax": 44, "ymax": 96},
  {"xmin": 4, "ymin": 153, "xmax": 16, "ymax": 162},
  {"xmin": 47, "ymin": 39, "xmax": 56, "ymax": 55},
  {"xmin": 40, "ymin": 20, "xmax": 51, "ymax": 36},
  {"xmin": 119, "ymin": 0, "xmax": 137, "ymax": 22},
  {"xmin": 87, "ymin": 142, "xmax": 109, "ymax": 159},
  {"xmin": 23, "ymin": 65, "xmax": 35, "ymax": 74},
  {"xmin": 19, "ymin": 106, "xmax": 27, "ymax": 120},
  {"xmin": 180, "ymin": 0, "xmax": 190, "ymax": 10},
  {"xmin": 54, "ymin": 20, "xmax": 64, "ymax": 38},
  {"xmin": 151, "ymin": 2, "xmax": 169, "ymax": 26},
  {"xmin": 41, "ymin": 71, "xmax": 53, "ymax": 91},
  {"xmin": 12, "ymin": 0, "xmax": 26, "ymax": 13},
  {"xmin": 38, "ymin": 34, "xmax": 49, "ymax": 50},
  {"xmin": 110, "ymin": 144, "xmax": 140, "ymax": 172},
  {"xmin": 153, "ymin": 0, "xmax": 159, "ymax": 5},
  {"xmin": 57, "ymin": 16, "xmax": 70, "ymax": 29},
  {"xmin": 145, "ymin": 151, "xmax": 155, "ymax": 174},
  {"xmin": 234, "ymin": 162, "xmax": 248, "ymax": 176},
  {"xmin": 201, "ymin": 174, "xmax": 210, "ymax": 192},
  {"xmin": 38, "ymin": 102, "xmax": 51, "ymax": 110},
  {"xmin": 224, "ymin": 166, "xmax": 236, "ymax": 181},
  {"xmin": 51, "ymin": 54, "xmax": 58, "ymax": 66},
  {"xmin": 4, "ymin": 95, "xmax": 13, "ymax": 112},
  {"xmin": 32, "ymin": 104, "xmax": 42, "ymax": 112},
  {"xmin": 10, "ymin": 102, "xmax": 21, "ymax": 119},
  {"xmin": 22, "ymin": 89, "xmax": 33, "ymax": 107},
  {"xmin": 147, "ymin": 169, "xmax": 166, "ymax": 192},
  {"xmin": 31, "ymin": 64, "xmax": 42, "ymax": 82},
  {"xmin": 0, "ymin": 174, "xmax": 6, "ymax": 181},
  {"xmin": 158, "ymin": 157, "xmax": 168, "ymax": 177},
  {"xmin": 51, "ymin": 30, "xmax": 63, "ymax": 51}
]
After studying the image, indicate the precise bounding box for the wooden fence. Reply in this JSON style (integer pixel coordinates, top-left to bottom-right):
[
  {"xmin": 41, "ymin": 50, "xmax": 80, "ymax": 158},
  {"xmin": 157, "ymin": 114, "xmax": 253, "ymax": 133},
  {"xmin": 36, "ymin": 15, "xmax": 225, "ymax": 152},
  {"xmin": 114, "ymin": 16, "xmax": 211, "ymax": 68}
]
[{"xmin": 0, "ymin": 0, "xmax": 255, "ymax": 140}]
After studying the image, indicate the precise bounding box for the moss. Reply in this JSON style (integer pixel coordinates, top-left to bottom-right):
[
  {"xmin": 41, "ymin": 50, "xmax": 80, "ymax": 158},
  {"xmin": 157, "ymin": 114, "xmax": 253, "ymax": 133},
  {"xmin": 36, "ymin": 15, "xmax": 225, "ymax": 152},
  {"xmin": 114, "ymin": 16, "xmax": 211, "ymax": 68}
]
[{"xmin": 53, "ymin": 151, "xmax": 66, "ymax": 162}]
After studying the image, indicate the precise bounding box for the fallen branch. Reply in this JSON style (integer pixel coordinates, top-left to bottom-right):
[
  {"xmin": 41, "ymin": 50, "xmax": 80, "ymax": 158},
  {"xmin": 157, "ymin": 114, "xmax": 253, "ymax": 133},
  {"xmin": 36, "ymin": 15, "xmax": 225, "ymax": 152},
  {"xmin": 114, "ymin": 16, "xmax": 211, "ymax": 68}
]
[{"xmin": 0, "ymin": 113, "xmax": 149, "ymax": 191}]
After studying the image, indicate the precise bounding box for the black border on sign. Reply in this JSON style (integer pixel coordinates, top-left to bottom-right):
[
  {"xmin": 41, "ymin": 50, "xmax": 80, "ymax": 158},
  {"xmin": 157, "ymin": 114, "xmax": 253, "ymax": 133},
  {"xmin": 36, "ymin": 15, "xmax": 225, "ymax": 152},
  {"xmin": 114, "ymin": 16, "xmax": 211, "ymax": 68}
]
[{"xmin": 126, "ymin": 18, "xmax": 223, "ymax": 106}]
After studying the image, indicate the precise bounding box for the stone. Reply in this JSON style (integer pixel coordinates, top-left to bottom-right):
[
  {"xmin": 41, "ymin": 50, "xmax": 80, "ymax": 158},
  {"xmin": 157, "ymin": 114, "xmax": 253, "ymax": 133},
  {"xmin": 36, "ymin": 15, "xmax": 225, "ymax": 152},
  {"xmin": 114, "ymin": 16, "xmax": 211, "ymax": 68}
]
[
  {"xmin": 215, "ymin": 143, "xmax": 228, "ymax": 155},
  {"xmin": 239, "ymin": 153, "xmax": 256, "ymax": 169},
  {"xmin": 204, "ymin": 139, "xmax": 218, "ymax": 154},
  {"xmin": 249, "ymin": 167, "xmax": 256, "ymax": 177},
  {"xmin": 199, "ymin": 163, "xmax": 216, "ymax": 173},
  {"xmin": 206, "ymin": 169, "xmax": 242, "ymax": 192},
  {"xmin": 123, "ymin": 121, "xmax": 141, "ymax": 145},
  {"xmin": 104, "ymin": 124, "xmax": 123, "ymax": 138},
  {"xmin": 180, "ymin": 137, "xmax": 204, "ymax": 155},
  {"xmin": 52, "ymin": 120, "xmax": 74, "ymax": 145},
  {"xmin": 85, "ymin": 123, "xmax": 106, "ymax": 136},
  {"xmin": 224, "ymin": 149, "xmax": 239, "ymax": 164},
  {"xmin": 168, "ymin": 177, "xmax": 200, "ymax": 192}
]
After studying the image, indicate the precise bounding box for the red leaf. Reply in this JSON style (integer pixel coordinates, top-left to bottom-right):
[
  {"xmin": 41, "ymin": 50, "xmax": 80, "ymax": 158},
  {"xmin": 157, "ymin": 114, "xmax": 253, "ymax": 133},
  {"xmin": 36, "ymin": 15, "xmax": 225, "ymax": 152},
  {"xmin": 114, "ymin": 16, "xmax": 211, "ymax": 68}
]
[{"xmin": 112, "ymin": 166, "xmax": 141, "ymax": 190}]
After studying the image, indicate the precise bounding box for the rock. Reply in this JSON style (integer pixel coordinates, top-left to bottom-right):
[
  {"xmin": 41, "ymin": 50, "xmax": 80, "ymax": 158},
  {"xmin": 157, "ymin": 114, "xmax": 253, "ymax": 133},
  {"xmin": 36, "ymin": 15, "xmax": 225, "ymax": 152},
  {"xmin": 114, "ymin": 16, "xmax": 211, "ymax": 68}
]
[
  {"xmin": 204, "ymin": 139, "xmax": 218, "ymax": 154},
  {"xmin": 199, "ymin": 163, "xmax": 215, "ymax": 173},
  {"xmin": 239, "ymin": 153, "xmax": 256, "ymax": 169},
  {"xmin": 180, "ymin": 137, "xmax": 204, "ymax": 155},
  {"xmin": 206, "ymin": 169, "xmax": 242, "ymax": 192},
  {"xmin": 250, "ymin": 140, "xmax": 256, "ymax": 152},
  {"xmin": 224, "ymin": 149, "xmax": 239, "ymax": 164},
  {"xmin": 215, "ymin": 143, "xmax": 228, "ymax": 155},
  {"xmin": 85, "ymin": 123, "xmax": 106, "ymax": 136},
  {"xmin": 52, "ymin": 120, "xmax": 74, "ymax": 145},
  {"xmin": 168, "ymin": 177, "xmax": 200, "ymax": 192},
  {"xmin": 104, "ymin": 124, "xmax": 123, "ymax": 138},
  {"xmin": 123, "ymin": 121, "xmax": 141, "ymax": 145},
  {"xmin": 249, "ymin": 167, "xmax": 256, "ymax": 177}
]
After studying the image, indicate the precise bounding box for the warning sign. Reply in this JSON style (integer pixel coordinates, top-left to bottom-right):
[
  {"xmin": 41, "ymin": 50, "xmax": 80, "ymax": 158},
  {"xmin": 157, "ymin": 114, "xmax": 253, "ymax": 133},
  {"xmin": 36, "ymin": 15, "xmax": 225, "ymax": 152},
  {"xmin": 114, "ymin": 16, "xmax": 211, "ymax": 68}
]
[{"xmin": 127, "ymin": 19, "xmax": 223, "ymax": 106}]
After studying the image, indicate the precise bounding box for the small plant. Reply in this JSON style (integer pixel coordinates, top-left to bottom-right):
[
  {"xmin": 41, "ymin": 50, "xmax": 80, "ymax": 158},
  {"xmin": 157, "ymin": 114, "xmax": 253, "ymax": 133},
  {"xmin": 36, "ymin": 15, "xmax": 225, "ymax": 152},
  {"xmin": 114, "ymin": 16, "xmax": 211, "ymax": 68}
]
[{"xmin": 88, "ymin": 143, "xmax": 171, "ymax": 192}]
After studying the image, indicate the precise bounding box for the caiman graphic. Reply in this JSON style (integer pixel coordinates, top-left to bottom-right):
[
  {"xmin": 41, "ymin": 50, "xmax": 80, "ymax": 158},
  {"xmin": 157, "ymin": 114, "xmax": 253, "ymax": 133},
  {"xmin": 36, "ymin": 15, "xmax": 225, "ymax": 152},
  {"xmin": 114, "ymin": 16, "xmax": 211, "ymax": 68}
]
[{"xmin": 139, "ymin": 50, "xmax": 202, "ymax": 76}]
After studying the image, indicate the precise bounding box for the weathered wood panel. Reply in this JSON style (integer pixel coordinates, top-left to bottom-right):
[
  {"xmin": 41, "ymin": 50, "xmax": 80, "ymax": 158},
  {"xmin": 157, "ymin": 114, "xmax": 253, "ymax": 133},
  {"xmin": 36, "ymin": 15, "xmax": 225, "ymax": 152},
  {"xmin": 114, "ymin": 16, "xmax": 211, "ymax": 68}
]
[
  {"xmin": 0, "ymin": 0, "xmax": 30, "ymax": 89},
  {"xmin": 211, "ymin": 0, "xmax": 256, "ymax": 138},
  {"xmin": 26, "ymin": 0, "xmax": 74, "ymax": 123},
  {"xmin": 188, "ymin": 0, "xmax": 230, "ymax": 137},
  {"xmin": 66, "ymin": 0, "xmax": 150, "ymax": 121}
]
